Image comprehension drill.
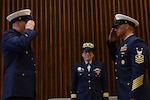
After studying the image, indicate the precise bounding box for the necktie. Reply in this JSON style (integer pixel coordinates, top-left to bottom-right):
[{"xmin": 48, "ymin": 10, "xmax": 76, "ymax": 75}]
[{"xmin": 87, "ymin": 63, "xmax": 91, "ymax": 72}]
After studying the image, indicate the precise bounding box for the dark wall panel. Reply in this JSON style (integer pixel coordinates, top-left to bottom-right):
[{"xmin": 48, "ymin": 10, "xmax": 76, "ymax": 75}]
[{"xmin": 0, "ymin": 0, "xmax": 150, "ymax": 100}]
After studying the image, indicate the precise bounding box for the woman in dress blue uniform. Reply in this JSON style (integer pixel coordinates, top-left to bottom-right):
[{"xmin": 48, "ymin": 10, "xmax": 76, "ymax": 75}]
[
  {"xmin": 1, "ymin": 9, "xmax": 37, "ymax": 100},
  {"xmin": 71, "ymin": 42, "xmax": 109, "ymax": 100},
  {"xmin": 107, "ymin": 14, "xmax": 150, "ymax": 100}
]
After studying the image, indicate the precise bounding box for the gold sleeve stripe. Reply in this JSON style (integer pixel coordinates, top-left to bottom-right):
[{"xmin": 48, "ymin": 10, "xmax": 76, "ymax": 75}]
[
  {"xmin": 71, "ymin": 94, "xmax": 77, "ymax": 98},
  {"xmin": 132, "ymin": 74, "xmax": 144, "ymax": 91},
  {"xmin": 103, "ymin": 92, "xmax": 109, "ymax": 97}
]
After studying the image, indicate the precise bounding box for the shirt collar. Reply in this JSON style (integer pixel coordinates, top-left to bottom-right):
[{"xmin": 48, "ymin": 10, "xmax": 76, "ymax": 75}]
[
  {"xmin": 85, "ymin": 60, "xmax": 92, "ymax": 64},
  {"xmin": 124, "ymin": 33, "xmax": 134, "ymax": 40}
]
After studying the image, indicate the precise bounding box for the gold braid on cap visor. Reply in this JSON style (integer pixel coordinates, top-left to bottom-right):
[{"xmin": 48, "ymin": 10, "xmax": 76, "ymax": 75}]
[{"xmin": 82, "ymin": 43, "xmax": 94, "ymax": 48}]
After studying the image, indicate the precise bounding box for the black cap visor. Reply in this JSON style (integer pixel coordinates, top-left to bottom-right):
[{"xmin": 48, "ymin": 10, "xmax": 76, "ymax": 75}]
[
  {"xmin": 11, "ymin": 15, "xmax": 32, "ymax": 24},
  {"xmin": 112, "ymin": 20, "xmax": 135, "ymax": 28},
  {"xmin": 82, "ymin": 47, "xmax": 94, "ymax": 52}
]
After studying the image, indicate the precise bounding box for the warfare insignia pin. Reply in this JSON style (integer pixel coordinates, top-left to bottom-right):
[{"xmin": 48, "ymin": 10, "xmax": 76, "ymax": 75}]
[
  {"xmin": 120, "ymin": 44, "xmax": 127, "ymax": 52},
  {"xmin": 135, "ymin": 48, "xmax": 144, "ymax": 64},
  {"xmin": 93, "ymin": 68, "xmax": 101, "ymax": 75}
]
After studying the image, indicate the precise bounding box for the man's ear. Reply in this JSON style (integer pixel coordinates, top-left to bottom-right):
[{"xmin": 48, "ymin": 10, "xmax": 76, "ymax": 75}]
[
  {"xmin": 82, "ymin": 53, "xmax": 84, "ymax": 57},
  {"xmin": 126, "ymin": 24, "xmax": 129, "ymax": 29},
  {"xmin": 13, "ymin": 21, "xmax": 19, "ymax": 26}
]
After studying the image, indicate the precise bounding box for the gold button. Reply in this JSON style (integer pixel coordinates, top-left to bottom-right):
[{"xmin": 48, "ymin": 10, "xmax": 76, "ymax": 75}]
[
  {"xmin": 26, "ymin": 51, "xmax": 28, "ymax": 54},
  {"xmin": 22, "ymin": 73, "xmax": 25, "ymax": 76},
  {"xmin": 88, "ymin": 80, "xmax": 91, "ymax": 83},
  {"xmin": 34, "ymin": 71, "xmax": 36, "ymax": 73},
  {"xmin": 121, "ymin": 60, "xmax": 125, "ymax": 65},
  {"xmin": 115, "ymin": 62, "xmax": 117, "ymax": 65},
  {"xmin": 89, "ymin": 87, "xmax": 91, "ymax": 89},
  {"xmin": 127, "ymin": 83, "xmax": 130, "ymax": 85},
  {"xmin": 116, "ymin": 55, "xmax": 118, "ymax": 58},
  {"xmin": 88, "ymin": 74, "xmax": 90, "ymax": 76},
  {"xmin": 116, "ymin": 77, "xmax": 118, "ymax": 79},
  {"xmin": 115, "ymin": 69, "xmax": 117, "ymax": 72},
  {"xmin": 34, "ymin": 64, "xmax": 36, "ymax": 66},
  {"xmin": 31, "ymin": 58, "xmax": 34, "ymax": 60}
]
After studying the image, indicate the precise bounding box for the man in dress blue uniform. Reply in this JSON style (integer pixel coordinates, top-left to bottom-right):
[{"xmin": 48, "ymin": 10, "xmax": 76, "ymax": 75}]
[
  {"xmin": 107, "ymin": 14, "xmax": 150, "ymax": 100},
  {"xmin": 71, "ymin": 42, "xmax": 109, "ymax": 100},
  {"xmin": 1, "ymin": 9, "xmax": 37, "ymax": 100}
]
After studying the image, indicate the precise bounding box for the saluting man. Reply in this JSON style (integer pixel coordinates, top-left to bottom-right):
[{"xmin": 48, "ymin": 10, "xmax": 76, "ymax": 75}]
[
  {"xmin": 71, "ymin": 42, "xmax": 109, "ymax": 100},
  {"xmin": 107, "ymin": 14, "xmax": 150, "ymax": 100},
  {"xmin": 1, "ymin": 9, "xmax": 37, "ymax": 100}
]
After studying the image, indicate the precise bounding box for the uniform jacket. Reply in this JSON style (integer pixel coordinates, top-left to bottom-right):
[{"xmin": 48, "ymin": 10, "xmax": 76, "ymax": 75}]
[
  {"xmin": 71, "ymin": 60, "xmax": 108, "ymax": 100},
  {"xmin": 107, "ymin": 34, "xmax": 150, "ymax": 100},
  {"xmin": 1, "ymin": 29, "xmax": 37, "ymax": 99}
]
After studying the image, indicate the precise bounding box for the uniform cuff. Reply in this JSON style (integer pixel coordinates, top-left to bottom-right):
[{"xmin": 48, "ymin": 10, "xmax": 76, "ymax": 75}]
[
  {"xmin": 103, "ymin": 92, "xmax": 109, "ymax": 97},
  {"xmin": 71, "ymin": 94, "xmax": 77, "ymax": 98}
]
